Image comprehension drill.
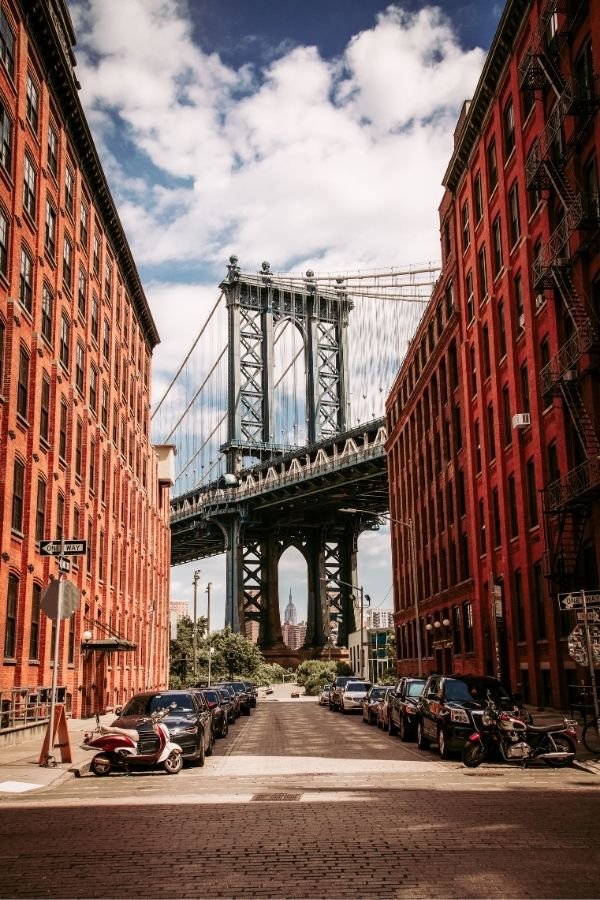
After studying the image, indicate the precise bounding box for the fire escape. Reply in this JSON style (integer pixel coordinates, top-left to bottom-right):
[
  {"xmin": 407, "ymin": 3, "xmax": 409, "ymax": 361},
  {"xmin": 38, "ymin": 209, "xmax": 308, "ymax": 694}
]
[{"xmin": 519, "ymin": 0, "xmax": 600, "ymax": 590}]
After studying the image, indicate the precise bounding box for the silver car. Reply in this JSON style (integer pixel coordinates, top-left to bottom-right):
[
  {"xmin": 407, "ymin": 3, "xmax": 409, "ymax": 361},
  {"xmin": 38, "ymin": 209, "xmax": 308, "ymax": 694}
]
[
  {"xmin": 319, "ymin": 684, "xmax": 331, "ymax": 706},
  {"xmin": 340, "ymin": 680, "xmax": 372, "ymax": 714}
]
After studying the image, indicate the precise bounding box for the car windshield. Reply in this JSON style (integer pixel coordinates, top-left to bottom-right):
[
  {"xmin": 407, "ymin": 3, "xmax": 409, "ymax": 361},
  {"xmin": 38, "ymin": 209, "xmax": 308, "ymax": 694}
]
[
  {"xmin": 203, "ymin": 691, "xmax": 218, "ymax": 704},
  {"xmin": 369, "ymin": 688, "xmax": 386, "ymax": 699},
  {"xmin": 216, "ymin": 686, "xmax": 233, "ymax": 698},
  {"xmin": 231, "ymin": 683, "xmax": 246, "ymax": 693},
  {"xmin": 121, "ymin": 693, "xmax": 195, "ymax": 716},
  {"xmin": 347, "ymin": 683, "xmax": 370, "ymax": 692},
  {"xmin": 445, "ymin": 679, "xmax": 510, "ymax": 704},
  {"xmin": 407, "ymin": 681, "xmax": 426, "ymax": 697}
]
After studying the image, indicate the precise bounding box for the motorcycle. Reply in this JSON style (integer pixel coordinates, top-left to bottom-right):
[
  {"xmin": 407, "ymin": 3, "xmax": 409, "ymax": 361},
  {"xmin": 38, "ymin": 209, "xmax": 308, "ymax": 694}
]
[
  {"xmin": 462, "ymin": 695, "xmax": 578, "ymax": 769},
  {"xmin": 81, "ymin": 706, "xmax": 183, "ymax": 776}
]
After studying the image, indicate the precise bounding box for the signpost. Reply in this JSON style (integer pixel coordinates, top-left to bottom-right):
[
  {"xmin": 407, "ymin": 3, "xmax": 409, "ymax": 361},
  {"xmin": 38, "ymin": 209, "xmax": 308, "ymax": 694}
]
[
  {"xmin": 39, "ymin": 537, "xmax": 85, "ymax": 767},
  {"xmin": 560, "ymin": 590, "xmax": 600, "ymax": 727}
]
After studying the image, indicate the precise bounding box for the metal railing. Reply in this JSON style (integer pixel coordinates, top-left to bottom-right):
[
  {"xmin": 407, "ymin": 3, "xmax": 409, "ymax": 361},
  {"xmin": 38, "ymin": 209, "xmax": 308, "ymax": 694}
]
[
  {"xmin": 545, "ymin": 456, "xmax": 600, "ymax": 512},
  {"xmin": 0, "ymin": 685, "xmax": 69, "ymax": 731},
  {"xmin": 540, "ymin": 320, "xmax": 597, "ymax": 395}
]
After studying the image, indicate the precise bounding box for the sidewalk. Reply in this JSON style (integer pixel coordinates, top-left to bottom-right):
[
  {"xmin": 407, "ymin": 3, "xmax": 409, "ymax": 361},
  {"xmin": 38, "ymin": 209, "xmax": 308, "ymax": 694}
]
[{"xmin": 0, "ymin": 713, "xmax": 114, "ymax": 796}]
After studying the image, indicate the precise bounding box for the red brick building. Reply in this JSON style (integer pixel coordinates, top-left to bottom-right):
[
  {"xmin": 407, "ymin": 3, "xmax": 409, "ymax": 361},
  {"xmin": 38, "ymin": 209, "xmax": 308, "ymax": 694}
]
[
  {"xmin": 386, "ymin": 0, "xmax": 599, "ymax": 708},
  {"xmin": 0, "ymin": 0, "xmax": 173, "ymax": 721}
]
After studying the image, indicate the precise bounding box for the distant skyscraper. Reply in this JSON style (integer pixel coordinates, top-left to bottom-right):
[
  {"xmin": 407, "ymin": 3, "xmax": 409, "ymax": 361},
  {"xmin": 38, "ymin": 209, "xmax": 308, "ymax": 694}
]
[
  {"xmin": 170, "ymin": 600, "xmax": 190, "ymax": 623},
  {"xmin": 367, "ymin": 609, "xmax": 394, "ymax": 629},
  {"xmin": 284, "ymin": 590, "xmax": 297, "ymax": 625}
]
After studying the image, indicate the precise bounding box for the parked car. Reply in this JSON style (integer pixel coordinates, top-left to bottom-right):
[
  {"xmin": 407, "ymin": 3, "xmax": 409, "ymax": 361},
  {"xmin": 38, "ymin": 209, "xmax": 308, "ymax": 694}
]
[
  {"xmin": 111, "ymin": 690, "xmax": 213, "ymax": 766},
  {"xmin": 216, "ymin": 681, "xmax": 251, "ymax": 715},
  {"xmin": 243, "ymin": 681, "xmax": 258, "ymax": 707},
  {"xmin": 387, "ymin": 677, "xmax": 427, "ymax": 740},
  {"xmin": 416, "ymin": 673, "xmax": 517, "ymax": 759},
  {"xmin": 214, "ymin": 683, "xmax": 241, "ymax": 719},
  {"xmin": 330, "ymin": 675, "xmax": 361, "ymax": 711},
  {"xmin": 340, "ymin": 680, "xmax": 372, "ymax": 714},
  {"xmin": 214, "ymin": 687, "xmax": 236, "ymax": 724},
  {"xmin": 362, "ymin": 685, "xmax": 387, "ymax": 724},
  {"xmin": 319, "ymin": 684, "xmax": 332, "ymax": 706},
  {"xmin": 376, "ymin": 687, "xmax": 394, "ymax": 730},
  {"xmin": 195, "ymin": 688, "xmax": 229, "ymax": 738}
]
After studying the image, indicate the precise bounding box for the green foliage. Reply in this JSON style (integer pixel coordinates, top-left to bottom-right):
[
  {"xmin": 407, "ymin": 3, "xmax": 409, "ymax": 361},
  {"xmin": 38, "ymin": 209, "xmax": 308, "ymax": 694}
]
[
  {"xmin": 170, "ymin": 622, "xmax": 275, "ymax": 687},
  {"xmin": 378, "ymin": 668, "xmax": 398, "ymax": 685},
  {"xmin": 335, "ymin": 661, "xmax": 354, "ymax": 676},
  {"xmin": 295, "ymin": 659, "xmax": 336, "ymax": 686},
  {"xmin": 169, "ymin": 615, "xmax": 207, "ymax": 686},
  {"xmin": 254, "ymin": 663, "xmax": 287, "ymax": 686}
]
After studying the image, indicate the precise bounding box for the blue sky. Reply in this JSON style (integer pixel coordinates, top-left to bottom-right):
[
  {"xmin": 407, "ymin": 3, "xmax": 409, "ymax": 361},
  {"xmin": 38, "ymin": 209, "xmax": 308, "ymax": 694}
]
[{"xmin": 68, "ymin": 0, "xmax": 501, "ymax": 628}]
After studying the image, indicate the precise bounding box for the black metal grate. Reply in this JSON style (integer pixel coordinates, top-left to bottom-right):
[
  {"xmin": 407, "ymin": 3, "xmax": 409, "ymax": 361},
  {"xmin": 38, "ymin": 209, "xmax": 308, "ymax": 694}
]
[{"xmin": 251, "ymin": 792, "xmax": 302, "ymax": 802}]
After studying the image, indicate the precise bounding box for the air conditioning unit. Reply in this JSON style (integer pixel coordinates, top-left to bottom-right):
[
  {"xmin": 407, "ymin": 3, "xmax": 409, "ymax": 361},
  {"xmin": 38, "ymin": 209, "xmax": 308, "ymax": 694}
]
[
  {"xmin": 535, "ymin": 293, "xmax": 545, "ymax": 310},
  {"xmin": 512, "ymin": 413, "xmax": 531, "ymax": 429},
  {"xmin": 518, "ymin": 314, "xmax": 525, "ymax": 329}
]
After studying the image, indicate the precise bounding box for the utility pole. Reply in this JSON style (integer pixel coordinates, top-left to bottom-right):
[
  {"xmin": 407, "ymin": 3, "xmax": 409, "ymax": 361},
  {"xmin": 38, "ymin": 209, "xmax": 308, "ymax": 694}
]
[
  {"xmin": 206, "ymin": 582, "xmax": 212, "ymax": 686},
  {"xmin": 192, "ymin": 570, "xmax": 201, "ymax": 680}
]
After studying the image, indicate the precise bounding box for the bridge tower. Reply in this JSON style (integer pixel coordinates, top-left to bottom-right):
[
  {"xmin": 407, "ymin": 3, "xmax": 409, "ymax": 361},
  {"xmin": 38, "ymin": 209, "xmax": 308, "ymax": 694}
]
[{"xmin": 219, "ymin": 257, "xmax": 359, "ymax": 655}]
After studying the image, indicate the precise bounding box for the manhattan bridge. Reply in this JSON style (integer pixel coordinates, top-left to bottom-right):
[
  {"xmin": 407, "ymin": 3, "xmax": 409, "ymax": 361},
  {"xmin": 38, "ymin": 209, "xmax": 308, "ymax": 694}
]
[{"xmin": 152, "ymin": 257, "xmax": 440, "ymax": 661}]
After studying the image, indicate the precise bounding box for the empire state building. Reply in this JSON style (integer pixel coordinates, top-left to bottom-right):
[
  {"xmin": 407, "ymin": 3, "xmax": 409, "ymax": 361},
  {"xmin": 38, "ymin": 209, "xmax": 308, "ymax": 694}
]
[
  {"xmin": 284, "ymin": 590, "xmax": 298, "ymax": 626},
  {"xmin": 283, "ymin": 590, "xmax": 306, "ymax": 649}
]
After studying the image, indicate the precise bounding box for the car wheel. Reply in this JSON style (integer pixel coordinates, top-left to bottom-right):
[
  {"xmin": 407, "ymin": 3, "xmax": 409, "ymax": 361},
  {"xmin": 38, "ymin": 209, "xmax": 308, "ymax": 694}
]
[
  {"xmin": 417, "ymin": 721, "xmax": 430, "ymax": 750},
  {"xmin": 219, "ymin": 717, "xmax": 229, "ymax": 738},
  {"xmin": 462, "ymin": 740, "xmax": 485, "ymax": 768},
  {"xmin": 163, "ymin": 750, "xmax": 183, "ymax": 775},
  {"xmin": 90, "ymin": 753, "xmax": 112, "ymax": 776},
  {"xmin": 399, "ymin": 716, "xmax": 409, "ymax": 742},
  {"xmin": 206, "ymin": 727, "xmax": 214, "ymax": 757},
  {"xmin": 438, "ymin": 726, "xmax": 452, "ymax": 759},
  {"xmin": 190, "ymin": 731, "xmax": 206, "ymax": 768},
  {"xmin": 377, "ymin": 715, "xmax": 383, "ymax": 729},
  {"xmin": 389, "ymin": 717, "xmax": 398, "ymax": 737}
]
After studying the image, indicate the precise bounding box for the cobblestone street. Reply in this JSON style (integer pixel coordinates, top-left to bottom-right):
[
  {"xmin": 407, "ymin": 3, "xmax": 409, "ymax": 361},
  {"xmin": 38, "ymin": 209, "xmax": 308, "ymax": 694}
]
[{"xmin": 2, "ymin": 695, "xmax": 600, "ymax": 898}]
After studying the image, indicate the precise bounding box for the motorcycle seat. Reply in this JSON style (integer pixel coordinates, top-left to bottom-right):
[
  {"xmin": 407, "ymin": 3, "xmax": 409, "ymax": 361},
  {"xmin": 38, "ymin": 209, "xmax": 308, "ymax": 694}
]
[
  {"xmin": 526, "ymin": 722, "xmax": 565, "ymax": 732},
  {"xmin": 99, "ymin": 724, "xmax": 139, "ymax": 740}
]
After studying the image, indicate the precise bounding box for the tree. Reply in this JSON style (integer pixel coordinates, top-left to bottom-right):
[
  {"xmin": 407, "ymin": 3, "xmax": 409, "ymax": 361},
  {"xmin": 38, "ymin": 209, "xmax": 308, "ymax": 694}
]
[{"xmin": 169, "ymin": 615, "xmax": 207, "ymax": 687}]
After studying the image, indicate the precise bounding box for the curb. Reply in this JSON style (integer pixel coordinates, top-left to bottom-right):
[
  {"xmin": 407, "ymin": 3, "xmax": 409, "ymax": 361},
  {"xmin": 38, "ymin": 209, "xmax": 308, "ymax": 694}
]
[{"xmin": 69, "ymin": 759, "xmax": 91, "ymax": 778}]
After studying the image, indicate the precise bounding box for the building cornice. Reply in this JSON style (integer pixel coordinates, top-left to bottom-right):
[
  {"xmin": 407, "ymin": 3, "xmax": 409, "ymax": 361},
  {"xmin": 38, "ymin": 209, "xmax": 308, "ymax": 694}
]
[
  {"xmin": 442, "ymin": 0, "xmax": 532, "ymax": 194},
  {"xmin": 24, "ymin": 0, "xmax": 161, "ymax": 349}
]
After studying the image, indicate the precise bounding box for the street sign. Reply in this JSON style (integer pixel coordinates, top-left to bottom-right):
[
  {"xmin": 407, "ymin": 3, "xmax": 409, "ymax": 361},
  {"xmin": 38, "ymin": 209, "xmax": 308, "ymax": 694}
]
[
  {"xmin": 40, "ymin": 580, "xmax": 81, "ymax": 620},
  {"xmin": 39, "ymin": 539, "xmax": 87, "ymax": 557},
  {"xmin": 568, "ymin": 623, "xmax": 600, "ymax": 667},
  {"xmin": 577, "ymin": 609, "xmax": 600, "ymax": 623},
  {"xmin": 558, "ymin": 591, "xmax": 600, "ymax": 611},
  {"xmin": 57, "ymin": 557, "xmax": 71, "ymax": 574}
]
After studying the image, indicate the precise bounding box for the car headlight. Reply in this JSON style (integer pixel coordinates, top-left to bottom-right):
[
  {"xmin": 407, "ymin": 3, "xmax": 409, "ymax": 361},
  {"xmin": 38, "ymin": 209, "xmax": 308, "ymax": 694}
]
[
  {"xmin": 171, "ymin": 725, "xmax": 198, "ymax": 735},
  {"xmin": 449, "ymin": 708, "xmax": 470, "ymax": 724}
]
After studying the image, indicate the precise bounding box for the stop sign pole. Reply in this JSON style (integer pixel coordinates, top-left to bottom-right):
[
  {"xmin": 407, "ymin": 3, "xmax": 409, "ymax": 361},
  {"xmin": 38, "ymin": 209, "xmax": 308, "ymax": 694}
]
[
  {"xmin": 42, "ymin": 536, "xmax": 65, "ymax": 768},
  {"xmin": 581, "ymin": 591, "xmax": 600, "ymax": 725}
]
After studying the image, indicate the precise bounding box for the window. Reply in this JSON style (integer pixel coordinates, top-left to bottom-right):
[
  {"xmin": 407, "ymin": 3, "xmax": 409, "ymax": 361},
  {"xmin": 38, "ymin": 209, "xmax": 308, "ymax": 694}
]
[
  {"xmin": 514, "ymin": 271, "xmax": 524, "ymax": 326},
  {"xmin": 508, "ymin": 474, "xmax": 519, "ymax": 537},
  {"xmin": 45, "ymin": 200, "xmax": 57, "ymax": 258},
  {"xmin": 58, "ymin": 399, "xmax": 67, "ymax": 460},
  {"xmin": 0, "ymin": 206, "xmax": 8, "ymax": 276},
  {"xmin": 502, "ymin": 384, "xmax": 511, "ymax": 446},
  {"xmin": 63, "ymin": 235, "xmax": 73, "ymax": 292},
  {"xmin": 0, "ymin": 10, "xmax": 15, "ymax": 79},
  {"xmin": 492, "ymin": 488, "xmax": 501, "ymax": 547},
  {"xmin": 103, "ymin": 318, "xmax": 110, "ymax": 362},
  {"xmin": 101, "ymin": 452, "xmax": 107, "ymax": 502},
  {"xmin": 474, "ymin": 420, "xmax": 481, "ymax": 472},
  {"xmin": 19, "ymin": 247, "xmax": 33, "ymax": 313},
  {"xmin": 93, "ymin": 232, "xmax": 100, "ymax": 276},
  {"xmin": 478, "ymin": 498, "xmax": 486, "ymax": 554},
  {"xmin": 26, "ymin": 74, "xmax": 39, "ymax": 132},
  {"xmin": 80, "ymin": 199, "xmax": 89, "ymax": 248},
  {"xmin": 528, "ymin": 155, "xmax": 542, "ymax": 214},
  {"xmin": 65, "ymin": 165, "xmax": 74, "ymax": 217},
  {"xmin": 492, "ymin": 216, "xmax": 503, "ymax": 276},
  {"xmin": 453, "ymin": 402, "xmax": 462, "ymax": 450},
  {"xmin": 0, "ymin": 318, "xmax": 4, "ymax": 393},
  {"xmin": 23, "ymin": 154, "xmax": 37, "ymax": 219},
  {"xmin": 547, "ymin": 440, "xmax": 560, "ymax": 483},
  {"xmin": 101, "ymin": 383, "xmax": 109, "ymax": 430},
  {"xmin": 75, "ymin": 418, "xmax": 82, "ymax": 477},
  {"xmin": 56, "ymin": 493, "xmax": 64, "ymax": 543},
  {"xmin": 508, "ymin": 182, "xmax": 521, "ymax": 247},
  {"xmin": 477, "ymin": 246, "xmax": 488, "ymax": 300},
  {"xmin": 474, "ymin": 171, "xmax": 483, "ymax": 223},
  {"xmin": 462, "ymin": 200, "xmax": 470, "ymax": 249},
  {"xmin": 521, "ymin": 363, "xmax": 530, "ymax": 412},
  {"xmin": 482, "ymin": 324, "xmax": 491, "ymax": 378},
  {"xmin": 89, "ymin": 438, "xmax": 96, "ymax": 490},
  {"xmin": 527, "ymin": 458, "xmax": 538, "ymax": 527},
  {"xmin": 17, "ymin": 347, "xmax": 29, "ymax": 419},
  {"xmin": 498, "ymin": 300, "xmax": 507, "ymax": 358},
  {"xmin": 466, "ymin": 270, "xmax": 474, "ymax": 322},
  {"xmin": 35, "ymin": 478, "xmax": 46, "ymax": 542},
  {"xmin": 91, "ymin": 293, "xmax": 99, "ymax": 343},
  {"xmin": 0, "ymin": 102, "xmax": 12, "ymax": 172},
  {"xmin": 12, "ymin": 458, "xmax": 25, "ymax": 531},
  {"xmin": 75, "ymin": 342, "xmax": 85, "ymax": 393},
  {"xmin": 87, "ymin": 520, "xmax": 93, "ymax": 575},
  {"xmin": 47, "ymin": 124, "xmax": 58, "ymax": 179},
  {"xmin": 104, "ymin": 258, "xmax": 113, "ymax": 300},
  {"xmin": 29, "ymin": 583, "xmax": 41, "ymax": 661},
  {"xmin": 445, "ymin": 280, "xmax": 454, "ymax": 318},
  {"xmin": 41, "ymin": 283, "xmax": 53, "ymax": 343},
  {"xmin": 458, "ymin": 468, "xmax": 466, "ymax": 516},
  {"xmin": 40, "ymin": 372, "xmax": 50, "ymax": 441},
  {"xmin": 469, "ymin": 344, "xmax": 477, "ymax": 397},
  {"xmin": 452, "ymin": 606, "xmax": 462, "ymax": 653},
  {"xmin": 487, "ymin": 139, "xmax": 498, "ymax": 194},
  {"xmin": 89, "ymin": 366, "xmax": 98, "ymax": 414},
  {"xmin": 59, "ymin": 314, "xmax": 70, "ymax": 369},
  {"xmin": 487, "ymin": 403, "xmax": 496, "ymax": 460},
  {"xmin": 4, "ymin": 574, "xmax": 18, "ymax": 658},
  {"xmin": 463, "ymin": 601, "xmax": 474, "ymax": 652},
  {"xmin": 78, "ymin": 268, "xmax": 87, "ymax": 318},
  {"xmin": 503, "ymin": 98, "xmax": 515, "ymax": 158}
]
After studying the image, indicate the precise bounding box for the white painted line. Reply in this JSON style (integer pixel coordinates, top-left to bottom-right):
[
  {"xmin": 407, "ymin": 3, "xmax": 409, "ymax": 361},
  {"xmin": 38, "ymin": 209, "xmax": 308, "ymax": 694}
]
[{"xmin": 0, "ymin": 780, "xmax": 44, "ymax": 793}]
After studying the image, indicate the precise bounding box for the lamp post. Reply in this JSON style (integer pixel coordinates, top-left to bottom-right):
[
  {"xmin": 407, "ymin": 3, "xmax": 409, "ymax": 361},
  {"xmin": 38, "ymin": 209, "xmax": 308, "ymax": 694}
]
[
  {"xmin": 320, "ymin": 575, "xmax": 369, "ymax": 678},
  {"xmin": 340, "ymin": 508, "xmax": 423, "ymax": 677},
  {"xmin": 192, "ymin": 570, "xmax": 201, "ymax": 679},
  {"xmin": 206, "ymin": 582, "xmax": 212, "ymax": 686}
]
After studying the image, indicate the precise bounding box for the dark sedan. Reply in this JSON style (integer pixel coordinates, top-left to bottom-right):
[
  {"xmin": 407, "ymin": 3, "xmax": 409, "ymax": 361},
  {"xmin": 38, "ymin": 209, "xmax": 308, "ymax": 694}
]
[
  {"xmin": 112, "ymin": 690, "xmax": 214, "ymax": 766},
  {"xmin": 195, "ymin": 688, "xmax": 229, "ymax": 738},
  {"xmin": 362, "ymin": 685, "xmax": 388, "ymax": 725},
  {"xmin": 243, "ymin": 681, "xmax": 258, "ymax": 708},
  {"xmin": 217, "ymin": 681, "xmax": 251, "ymax": 715},
  {"xmin": 215, "ymin": 684, "xmax": 240, "ymax": 720}
]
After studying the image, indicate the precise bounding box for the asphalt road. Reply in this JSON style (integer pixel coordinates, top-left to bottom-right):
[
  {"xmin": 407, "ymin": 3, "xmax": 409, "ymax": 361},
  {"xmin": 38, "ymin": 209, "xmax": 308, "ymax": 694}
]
[{"xmin": 2, "ymin": 696, "xmax": 600, "ymax": 899}]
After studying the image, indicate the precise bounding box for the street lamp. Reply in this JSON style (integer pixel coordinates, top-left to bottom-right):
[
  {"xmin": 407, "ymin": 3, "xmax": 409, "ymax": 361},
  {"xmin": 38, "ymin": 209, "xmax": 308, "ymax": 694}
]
[
  {"xmin": 192, "ymin": 570, "xmax": 201, "ymax": 680},
  {"xmin": 340, "ymin": 508, "xmax": 423, "ymax": 677},
  {"xmin": 320, "ymin": 575, "xmax": 370, "ymax": 678},
  {"xmin": 206, "ymin": 582, "xmax": 212, "ymax": 686}
]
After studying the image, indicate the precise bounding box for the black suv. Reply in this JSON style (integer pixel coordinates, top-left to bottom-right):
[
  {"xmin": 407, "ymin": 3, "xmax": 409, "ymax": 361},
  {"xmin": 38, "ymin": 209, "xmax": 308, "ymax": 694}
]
[
  {"xmin": 416, "ymin": 674, "xmax": 516, "ymax": 759},
  {"xmin": 387, "ymin": 677, "xmax": 426, "ymax": 741},
  {"xmin": 216, "ymin": 681, "xmax": 251, "ymax": 715}
]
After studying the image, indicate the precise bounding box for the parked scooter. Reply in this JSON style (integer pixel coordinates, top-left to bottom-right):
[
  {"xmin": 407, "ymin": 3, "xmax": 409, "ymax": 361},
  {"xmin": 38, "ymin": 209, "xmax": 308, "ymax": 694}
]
[
  {"xmin": 81, "ymin": 706, "xmax": 183, "ymax": 776},
  {"xmin": 462, "ymin": 695, "xmax": 578, "ymax": 768}
]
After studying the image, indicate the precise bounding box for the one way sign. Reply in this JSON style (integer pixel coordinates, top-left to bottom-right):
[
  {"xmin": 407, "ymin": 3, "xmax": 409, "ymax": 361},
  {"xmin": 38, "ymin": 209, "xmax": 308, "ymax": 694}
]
[{"xmin": 39, "ymin": 539, "xmax": 87, "ymax": 556}]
